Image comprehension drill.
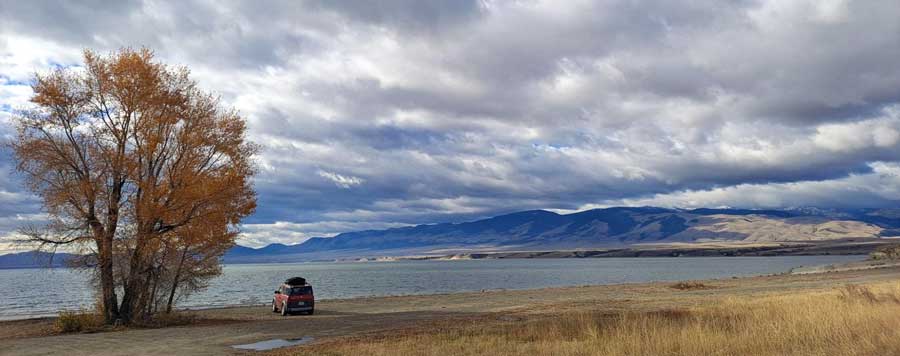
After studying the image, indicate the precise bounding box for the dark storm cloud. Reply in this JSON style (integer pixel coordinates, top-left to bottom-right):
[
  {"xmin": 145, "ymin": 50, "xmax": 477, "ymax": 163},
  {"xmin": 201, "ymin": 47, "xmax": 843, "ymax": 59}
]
[
  {"xmin": 2, "ymin": 0, "xmax": 900, "ymax": 248},
  {"xmin": 304, "ymin": 0, "xmax": 484, "ymax": 31},
  {"xmin": 0, "ymin": 0, "xmax": 142, "ymax": 44},
  {"xmin": 0, "ymin": 0, "xmax": 325, "ymax": 70}
]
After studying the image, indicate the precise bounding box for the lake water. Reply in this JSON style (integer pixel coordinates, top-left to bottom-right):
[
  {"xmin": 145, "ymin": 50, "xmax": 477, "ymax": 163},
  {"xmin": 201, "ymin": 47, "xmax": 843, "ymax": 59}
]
[{"xmin": 0, "ymin": 255, "xmax": 862, "ymax": 320}]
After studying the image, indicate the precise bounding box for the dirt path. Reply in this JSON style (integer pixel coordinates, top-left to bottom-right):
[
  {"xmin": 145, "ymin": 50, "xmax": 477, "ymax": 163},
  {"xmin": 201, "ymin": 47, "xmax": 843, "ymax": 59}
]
[{"xmin": 2, "ymin": 267, "xmax": 899, "ymax": 356}]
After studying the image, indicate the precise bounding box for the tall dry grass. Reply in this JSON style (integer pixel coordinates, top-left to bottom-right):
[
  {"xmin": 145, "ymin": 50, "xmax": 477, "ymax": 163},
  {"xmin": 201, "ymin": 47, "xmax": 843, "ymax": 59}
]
[
  {"xmin": 55, "ymin": 310, "xmax": 104, "ymax": 333},
  {"xmin": 284, "ymin": 282, "xmax": 900, "ymax": 356}
]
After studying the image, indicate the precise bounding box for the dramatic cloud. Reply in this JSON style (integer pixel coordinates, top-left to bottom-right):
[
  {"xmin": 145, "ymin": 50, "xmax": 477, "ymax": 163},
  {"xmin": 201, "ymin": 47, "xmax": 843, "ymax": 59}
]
[{"xmin": 1, "ymin": 0, "xmax": 899, "ymax": 249}]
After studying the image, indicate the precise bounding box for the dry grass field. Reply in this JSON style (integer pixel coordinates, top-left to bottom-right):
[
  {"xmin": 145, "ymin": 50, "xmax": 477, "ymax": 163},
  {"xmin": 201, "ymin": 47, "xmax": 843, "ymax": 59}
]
[{"xmin": 280, "ymin": 282, "xmax": 900, "ymax": 356}]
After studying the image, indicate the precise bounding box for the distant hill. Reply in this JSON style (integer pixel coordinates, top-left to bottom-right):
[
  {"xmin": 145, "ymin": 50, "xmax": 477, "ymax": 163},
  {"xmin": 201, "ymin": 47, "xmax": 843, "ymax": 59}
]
[
  {"xmin": 0, "ymin": 251, "xmax": 77, "ymax": 269},
  {"xmin": 224, "ymin": 207, "xmax": 900, "ymax": 263}
]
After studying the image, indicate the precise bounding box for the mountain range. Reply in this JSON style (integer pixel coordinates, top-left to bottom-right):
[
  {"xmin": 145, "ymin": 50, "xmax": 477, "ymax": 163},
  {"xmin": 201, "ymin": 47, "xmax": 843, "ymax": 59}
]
[
  {"xmin": 223, "ymin": 207, "xmax": 900, "ymax": 263},
  {"xmin": 0, "ymin": 251, "xmax": 77, "ymax": 269},
  {"xmin": 3, "ymin": 207, "xmax": 899, "ymax": 267}
]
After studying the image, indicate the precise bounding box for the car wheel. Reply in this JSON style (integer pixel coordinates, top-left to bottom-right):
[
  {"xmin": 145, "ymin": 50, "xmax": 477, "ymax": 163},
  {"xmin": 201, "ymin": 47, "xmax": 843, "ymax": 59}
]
[
  {"xmin": 281, "ymin": 301, "xmax": 289, "ymax": 316},
  {"xmin": 272, "ymin": 299, "xmax": 278, "ymax": 313},
  {"xmin": 307, "ymin": 308, "xmax": 314, "ymax": 315}
]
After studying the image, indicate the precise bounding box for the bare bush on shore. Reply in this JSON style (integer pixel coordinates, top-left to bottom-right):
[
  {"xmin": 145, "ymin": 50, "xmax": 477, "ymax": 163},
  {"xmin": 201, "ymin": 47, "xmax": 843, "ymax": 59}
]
[
  {"xmin": 55, "ymin": 310, "xmax": 104, "ymax": 333},
  {"xmin": 669, "ymin": 281, "xmax": 713, "ymax": 290},
  {"xmin": 870, "ymin": 244, "xmax": 900, "ymax": 261}
]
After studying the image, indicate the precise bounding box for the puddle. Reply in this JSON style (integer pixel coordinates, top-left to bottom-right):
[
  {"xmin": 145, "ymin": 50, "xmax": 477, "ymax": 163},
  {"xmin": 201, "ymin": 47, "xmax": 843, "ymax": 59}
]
[{"xmin": 231, "ymin": 337, "xmax": 315, "ymax": 351}]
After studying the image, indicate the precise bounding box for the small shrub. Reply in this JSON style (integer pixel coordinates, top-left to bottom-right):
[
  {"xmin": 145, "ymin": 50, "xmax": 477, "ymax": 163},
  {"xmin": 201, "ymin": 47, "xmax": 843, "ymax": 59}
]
[
  {"xmin": 670, "ymin": 281, "xmax": 712, "ymax": 291},
  {"xmin": 56, "ymin": 310, "xmax": 104, "ymax": 333},
  {"xmin": 870, "ymin": 244, "xmax": 900, "ymax": 261}
]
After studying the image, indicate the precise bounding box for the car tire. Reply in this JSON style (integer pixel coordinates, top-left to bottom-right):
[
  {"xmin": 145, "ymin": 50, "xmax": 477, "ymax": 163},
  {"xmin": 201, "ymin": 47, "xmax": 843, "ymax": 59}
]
[
  {"xmin": 307, "ymin": 308, "xmax": 314, "ymax": 315},
  {"xmin": 272, "ymin": 299, "xmax": 278, "ymax": 313},
  {"xmin": 281, "ymin": 301, "xmax": 289, "ymax": 316}
]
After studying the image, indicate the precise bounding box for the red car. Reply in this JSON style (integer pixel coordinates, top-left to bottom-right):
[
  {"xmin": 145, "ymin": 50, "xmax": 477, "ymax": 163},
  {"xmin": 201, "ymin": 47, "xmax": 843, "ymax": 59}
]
[{"xmin": 272, "ymin": 277, "xmax": 315, "ymax": 316}]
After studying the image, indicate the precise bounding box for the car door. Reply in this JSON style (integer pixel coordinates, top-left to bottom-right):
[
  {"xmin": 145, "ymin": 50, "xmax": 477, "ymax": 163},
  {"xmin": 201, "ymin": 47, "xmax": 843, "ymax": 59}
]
[{"xmin": 276, "ymin": 286, "xmax": 286, "ymax": 304}]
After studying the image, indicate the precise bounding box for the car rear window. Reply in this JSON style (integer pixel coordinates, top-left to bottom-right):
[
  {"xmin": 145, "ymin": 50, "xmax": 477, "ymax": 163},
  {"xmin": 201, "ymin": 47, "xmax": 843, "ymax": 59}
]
[{"xmin": 288, "ymin": 286, "xmax": 312, "ymax": 295}]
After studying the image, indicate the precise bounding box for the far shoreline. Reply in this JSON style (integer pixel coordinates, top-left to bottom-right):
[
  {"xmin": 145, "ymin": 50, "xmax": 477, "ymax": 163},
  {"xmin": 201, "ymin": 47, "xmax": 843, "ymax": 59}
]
[
  {"xmin": 227, "ymin": 239, "xmax": 892, "ymax": 264},
  {"xmin": 2, "ymin": 239, "xmax": 892, "ymax": 269}
]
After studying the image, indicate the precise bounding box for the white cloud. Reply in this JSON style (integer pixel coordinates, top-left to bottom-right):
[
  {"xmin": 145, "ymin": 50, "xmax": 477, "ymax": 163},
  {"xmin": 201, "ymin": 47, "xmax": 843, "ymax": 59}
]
[
  {"xmin": 237, "ymin": 220, "xmax": 407, "ymax": 247},
  {"xmin": 814, "ymin": 112, "xmax": 900, "ymax": 152},
  {"xmin": 317, "ymin": 170, "xmax": 365, "ymax": 188}
]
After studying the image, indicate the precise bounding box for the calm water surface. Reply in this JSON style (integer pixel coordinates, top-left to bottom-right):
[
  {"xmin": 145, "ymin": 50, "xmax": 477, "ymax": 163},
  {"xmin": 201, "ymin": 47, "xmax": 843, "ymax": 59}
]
[{"xmin": 0, "ymin": 255, "xmax": 862, "ymax": 320}]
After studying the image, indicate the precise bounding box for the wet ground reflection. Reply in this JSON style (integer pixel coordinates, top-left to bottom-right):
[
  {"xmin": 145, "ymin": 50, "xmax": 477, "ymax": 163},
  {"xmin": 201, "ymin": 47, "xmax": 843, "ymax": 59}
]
[{"xmin": 232, "ymin": 337, "xmax": 314, "ymax": 351}]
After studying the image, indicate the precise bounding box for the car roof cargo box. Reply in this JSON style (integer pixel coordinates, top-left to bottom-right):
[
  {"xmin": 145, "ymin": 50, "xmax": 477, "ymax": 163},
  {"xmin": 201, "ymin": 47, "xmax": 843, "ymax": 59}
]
[{"xmin": 285, "ymin": 277, "xmax": 306, "ymax": 286}]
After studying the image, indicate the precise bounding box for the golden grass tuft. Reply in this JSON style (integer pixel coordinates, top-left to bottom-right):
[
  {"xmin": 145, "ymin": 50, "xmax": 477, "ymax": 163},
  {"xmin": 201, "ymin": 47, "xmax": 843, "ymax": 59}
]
[
  {"xmin": 54, "ymin": 308, "xmax": 199, "ymax": 334},
  {"xmin": 55, "ymin": 310, "xmax": 104, "ymax": 333},
  {"xmin": 281, "ymin": 282, "xmax": 900, "ymax": 356}
]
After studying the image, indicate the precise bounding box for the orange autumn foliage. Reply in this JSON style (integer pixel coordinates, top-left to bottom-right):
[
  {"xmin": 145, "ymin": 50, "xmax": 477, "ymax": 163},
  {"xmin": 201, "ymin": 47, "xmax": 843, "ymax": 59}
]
[{"xmin": 12, "ymin": 48, "xmax": 257, "ymax": 324}]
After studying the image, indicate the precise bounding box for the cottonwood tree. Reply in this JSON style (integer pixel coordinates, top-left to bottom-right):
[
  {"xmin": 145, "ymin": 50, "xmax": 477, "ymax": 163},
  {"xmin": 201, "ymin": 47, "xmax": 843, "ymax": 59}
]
[{"xmin": 12, "ymin": 48, "xmax": 256, "ymax": 324}]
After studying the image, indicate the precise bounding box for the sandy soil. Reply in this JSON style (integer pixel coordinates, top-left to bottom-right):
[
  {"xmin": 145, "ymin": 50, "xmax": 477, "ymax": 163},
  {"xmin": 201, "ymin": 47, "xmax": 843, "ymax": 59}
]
[{"xmin": 2, "ymin": 266, "xmax": 900, "ymax": 356}]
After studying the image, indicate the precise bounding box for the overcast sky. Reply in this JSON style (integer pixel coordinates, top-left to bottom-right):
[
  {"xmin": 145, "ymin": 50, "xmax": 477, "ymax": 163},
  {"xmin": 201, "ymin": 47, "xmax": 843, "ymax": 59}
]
[{"xmin": 1, "ymin": 0, "xmax": 899, "ymax": 249}]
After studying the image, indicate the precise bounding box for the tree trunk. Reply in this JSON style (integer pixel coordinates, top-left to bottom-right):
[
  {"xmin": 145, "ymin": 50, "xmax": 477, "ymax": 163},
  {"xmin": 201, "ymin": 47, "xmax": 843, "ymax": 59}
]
[
  {"xmin": 118, "ymin": 247, "xmax": 143, "ymax": 324},
  {"xmin": 166, "ymin": 246, "xmax": 190, "ymax": 313},
  {"xmin": 119, "ymin": 228, "xmax": 153, "ymax": 324},
  {"xmin": 98, "ymin": 237, "xmax": 119, "ymax": 323},
  {"xmin": 148, "ymin": 271, "xmax": 158, "ymax": 316},
  {"xmin": 118, "ymin": 272, "xmax": 139, "ymax": 323},
  {"xmin": 90, "ymin": 220, "xmax": 119, "ymax": 324},
  {"xmin": 100, "ymin": 179, "xmax": 124, "ymax": 324}
]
